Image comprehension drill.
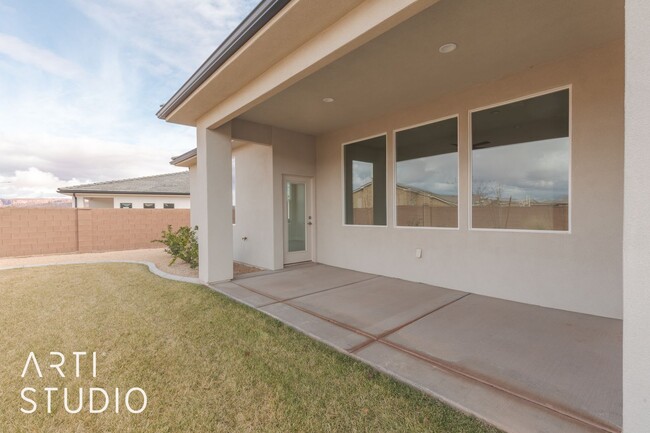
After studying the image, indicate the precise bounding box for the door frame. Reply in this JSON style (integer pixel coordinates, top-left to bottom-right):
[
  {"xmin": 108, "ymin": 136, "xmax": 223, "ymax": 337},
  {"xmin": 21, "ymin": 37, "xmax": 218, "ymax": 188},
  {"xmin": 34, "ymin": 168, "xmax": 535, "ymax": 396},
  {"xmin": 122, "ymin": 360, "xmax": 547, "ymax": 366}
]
[{"xmin": 283, "ymin": 175, "xmax": 315, "ymax": 265}]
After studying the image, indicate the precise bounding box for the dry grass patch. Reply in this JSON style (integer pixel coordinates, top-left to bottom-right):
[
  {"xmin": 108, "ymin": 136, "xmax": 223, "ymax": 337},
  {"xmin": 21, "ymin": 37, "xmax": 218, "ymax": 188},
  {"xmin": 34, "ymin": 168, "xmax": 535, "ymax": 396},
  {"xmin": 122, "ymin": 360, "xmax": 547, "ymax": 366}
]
[{"xmin": 0, "ymin": 263, "xmax": 500, "ymax": 433}]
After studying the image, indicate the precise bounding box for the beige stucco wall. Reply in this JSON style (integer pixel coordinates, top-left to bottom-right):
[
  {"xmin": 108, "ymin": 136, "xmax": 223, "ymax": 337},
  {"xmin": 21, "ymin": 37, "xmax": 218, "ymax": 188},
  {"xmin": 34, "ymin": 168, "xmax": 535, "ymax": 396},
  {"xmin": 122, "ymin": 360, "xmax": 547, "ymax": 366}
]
[
  {"xmin": 623, "ymin": 0, "xmax": 650, "ymax": 429},
  {"xmin": 223, "ymin": 126, "xmax": 315, "ymax": 271},
  {"xmin": 85, "ymin": 197, "xmax": 114, "ymax": 208},
  {"xmin": 315, "ymin": 40, "xmax": 624, "ymax": 318},
  {"xmin": 271, "ymin": 127, "xmax": 317, "ymax": 269},
  {"xmin": 189, "ymin": 165, "xmax": 198, "ymax": 227},
  {"xmin": 233, "ymin": 143, "xmax": 275, "ymax": 269},
  {"xmin": 110, "ymin": 195, "xmax": 190, "ymax": 209}
]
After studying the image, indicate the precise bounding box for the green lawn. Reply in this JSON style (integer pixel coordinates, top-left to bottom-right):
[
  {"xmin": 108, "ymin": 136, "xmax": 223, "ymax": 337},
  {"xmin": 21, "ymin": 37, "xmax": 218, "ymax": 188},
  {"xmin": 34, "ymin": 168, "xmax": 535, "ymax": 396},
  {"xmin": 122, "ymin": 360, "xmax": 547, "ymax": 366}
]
[{"xmin": 0, "ymin": 263, "xmax": 499, "ymax": 432}]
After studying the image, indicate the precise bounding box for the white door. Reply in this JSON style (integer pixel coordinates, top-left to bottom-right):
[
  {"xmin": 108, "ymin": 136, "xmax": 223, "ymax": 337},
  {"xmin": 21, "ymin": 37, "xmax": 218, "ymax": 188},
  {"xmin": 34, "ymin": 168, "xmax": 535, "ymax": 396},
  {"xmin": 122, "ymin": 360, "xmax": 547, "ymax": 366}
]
[{"xmin": 283, "ymin": 176, "xmax": 313, "ymax": 264}]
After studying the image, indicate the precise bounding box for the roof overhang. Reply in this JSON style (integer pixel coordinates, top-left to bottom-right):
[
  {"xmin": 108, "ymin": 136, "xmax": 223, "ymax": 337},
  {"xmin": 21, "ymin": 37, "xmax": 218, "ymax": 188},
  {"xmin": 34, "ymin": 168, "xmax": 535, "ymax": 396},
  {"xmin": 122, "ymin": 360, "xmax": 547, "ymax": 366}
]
[
  {"xmin": 159, "ymin": 0, "xmax": 622, "ymax": 136},
  {"xmin": 57, "ymin": 190, "xmax": 190, "ymax": 196},
  {"xmin": 158, "ymin": 0, "xmax": 437, "ymax": 128},
  {"xmin": 156, "ymin": 0, "xmax": 291, "ymax": 120},
  {"xmin": 238, "ymin": 0, "xmax": 623, "ymax": 135},
  {"xmin": 170, "ymin": 148, "xmax": 197, "ymax": 167}
]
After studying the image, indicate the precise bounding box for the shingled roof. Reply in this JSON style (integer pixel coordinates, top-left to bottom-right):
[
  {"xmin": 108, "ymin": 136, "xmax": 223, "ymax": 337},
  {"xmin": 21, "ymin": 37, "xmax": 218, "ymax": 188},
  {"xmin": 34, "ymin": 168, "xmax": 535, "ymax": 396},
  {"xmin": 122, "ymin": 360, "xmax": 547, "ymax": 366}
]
[{"xmin": 57, "ymin": 171, "xmax": 190, "ymax": 195}]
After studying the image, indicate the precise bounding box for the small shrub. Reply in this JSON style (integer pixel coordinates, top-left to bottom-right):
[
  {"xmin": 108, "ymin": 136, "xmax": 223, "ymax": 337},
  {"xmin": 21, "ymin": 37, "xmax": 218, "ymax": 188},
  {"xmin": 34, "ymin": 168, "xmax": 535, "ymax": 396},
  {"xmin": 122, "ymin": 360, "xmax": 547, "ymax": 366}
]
[{"xmin": 153, "ymin": 225, "xmax": 199, "ymax": 268}]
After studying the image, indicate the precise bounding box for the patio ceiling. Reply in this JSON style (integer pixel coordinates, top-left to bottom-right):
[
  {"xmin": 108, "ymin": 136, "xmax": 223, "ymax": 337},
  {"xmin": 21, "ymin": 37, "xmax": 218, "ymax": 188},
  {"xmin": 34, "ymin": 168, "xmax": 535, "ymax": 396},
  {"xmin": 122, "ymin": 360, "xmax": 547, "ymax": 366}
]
[{"xmin": 239, "ymin": 0, "xmax": 624, "ymax": 136}]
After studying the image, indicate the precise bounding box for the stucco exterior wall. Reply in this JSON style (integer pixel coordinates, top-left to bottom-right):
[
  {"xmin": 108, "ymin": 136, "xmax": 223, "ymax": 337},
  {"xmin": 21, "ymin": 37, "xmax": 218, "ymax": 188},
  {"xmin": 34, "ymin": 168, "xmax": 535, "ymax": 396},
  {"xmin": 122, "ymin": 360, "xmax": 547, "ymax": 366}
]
[
  {"xmin": 189, "ymin": 165, "xmax": 198, "ymax": 227},
  {"xmin": 272, "ymin": 127, "xmax": 316, "ymax": 269},
  {"xmin": 85, "ymin": 197, "xmax": 114, "ymax": 208},
  {"xmin": 315, "ymin": 40, "xmax": 624, "ymax": 318},
  {"xmin": 78, "ymin": 195, "xmax": 190, "ymax": 209},
  {"xmin": 233, "ymin": 143, "xmax": 275, "ymax": 269},
  {"xmin": 111, "ymin": 195, "xmax": 191, "ymax": 209},
  {"xmin": 623, "ymin": 0, "xmax": 650, "ymax": 429}
]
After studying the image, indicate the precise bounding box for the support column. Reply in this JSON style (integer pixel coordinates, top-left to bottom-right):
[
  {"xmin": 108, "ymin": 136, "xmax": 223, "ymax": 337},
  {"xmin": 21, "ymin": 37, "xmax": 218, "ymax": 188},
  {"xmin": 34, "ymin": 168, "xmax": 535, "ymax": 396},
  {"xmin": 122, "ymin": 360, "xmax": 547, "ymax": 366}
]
[
  {"xmin": 188, "ymin": 165, "xmax": 198, "ymax": 228},
  {"xmin": 624, "ymin": 1, "xmax": 650, "ymax": 431},
  {"xmin": 196, "ymin": 123, "xmax": 233, "ymax": 283}
]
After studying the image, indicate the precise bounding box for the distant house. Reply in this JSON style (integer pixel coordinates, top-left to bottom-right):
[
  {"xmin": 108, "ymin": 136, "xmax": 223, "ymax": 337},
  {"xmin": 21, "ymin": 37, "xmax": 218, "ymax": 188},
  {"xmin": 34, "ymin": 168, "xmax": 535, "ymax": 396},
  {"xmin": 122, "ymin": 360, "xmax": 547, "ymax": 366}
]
[
  {"xmin": 351, "ymin": 182, "xmax": 457, "ymax": 226},
  {"xmin": 57, "ymin": 172, "xmax": 190, "ymax": 209}
]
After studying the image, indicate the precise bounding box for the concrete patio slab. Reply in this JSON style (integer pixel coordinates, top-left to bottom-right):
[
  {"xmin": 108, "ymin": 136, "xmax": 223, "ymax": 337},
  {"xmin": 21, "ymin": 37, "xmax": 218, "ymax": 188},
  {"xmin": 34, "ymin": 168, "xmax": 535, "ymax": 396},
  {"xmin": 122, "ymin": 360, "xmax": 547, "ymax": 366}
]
[
  {"xmin": 210, "ymin": 282, "xmax": 275, "ymax": 308},
  {"xmin": 235, "ymin": 264, "xmax": 376, "ymax": 301},
  {"xmin": 356, "ymin": 342, "xmax": 606, "ymax": 433},
  {"xmin": 385, "ymin": 294, "xmax": 622, "ymax": 431},
  {"xmin": 288, "ymin": 276, "xmax": 467, "ymax": 337},
  {"xmin": 201, "ymin": 263, "xmax": 621, "ymax": 432},
  {"xmin": 260, "ymin": 303, "xmax": 371, "ymax": 351}
]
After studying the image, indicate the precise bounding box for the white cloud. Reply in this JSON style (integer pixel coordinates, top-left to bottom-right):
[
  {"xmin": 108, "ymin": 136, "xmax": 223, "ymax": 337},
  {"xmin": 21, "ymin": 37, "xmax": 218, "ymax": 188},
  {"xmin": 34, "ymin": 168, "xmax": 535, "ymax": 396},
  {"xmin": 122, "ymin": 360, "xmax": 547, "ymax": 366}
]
[
  {"xmin": 0, "ymin": 33, "xmax": 85, "ymax": 79},
  {"xmin": 0, "ymin": 134, "xmax": 187, "ymax": 192},
  {"xmin": 0, "ymin": 167, "xmax": 89, "ymax": 198},
  {"xmin": 69, "ymin": 0, "xmax": 258, "ymax": 74},
  {"xmin": 472, "ymin": 138, "xmax": 570, "ymax": 200},
  {"xmin": 0, "ymin": 1, "xmax": 254, "ymax": 199}
]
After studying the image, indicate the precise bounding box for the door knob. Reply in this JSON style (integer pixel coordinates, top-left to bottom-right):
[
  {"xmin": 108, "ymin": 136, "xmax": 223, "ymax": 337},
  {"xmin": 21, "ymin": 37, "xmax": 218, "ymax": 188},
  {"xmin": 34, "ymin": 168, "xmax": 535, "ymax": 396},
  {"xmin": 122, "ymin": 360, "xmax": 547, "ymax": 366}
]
[{"xmin": 307, "ymin": 222, "xmax": 313, "ymax": 225}]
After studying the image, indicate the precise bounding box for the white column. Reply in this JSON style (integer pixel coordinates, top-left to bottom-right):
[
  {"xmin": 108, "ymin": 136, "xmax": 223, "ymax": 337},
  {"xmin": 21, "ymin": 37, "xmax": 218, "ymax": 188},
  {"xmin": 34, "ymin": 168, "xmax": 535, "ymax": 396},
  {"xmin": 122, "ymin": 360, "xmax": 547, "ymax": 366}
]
[
  {"xmin": 196, "ymin": 123, "xmax": 233, "ymax": 283},
  {"xmin": 624, "ymin": 1, "xmax": 650, "ymax": 431},
  {"xmin": 188, "ymin": 165, "xmax": 198, "ymax": 228}
]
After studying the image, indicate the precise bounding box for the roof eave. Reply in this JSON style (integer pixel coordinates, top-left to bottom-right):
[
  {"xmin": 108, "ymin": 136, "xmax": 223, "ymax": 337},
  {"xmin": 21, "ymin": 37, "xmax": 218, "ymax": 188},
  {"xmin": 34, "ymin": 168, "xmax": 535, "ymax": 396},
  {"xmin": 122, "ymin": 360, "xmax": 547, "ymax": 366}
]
[
  {"xmin": 170, "ymin": 148, "xmax": 198, "ymax": 167},
  {"xmin": 156, "ymin": 0, "xmax": 290, "ymax": 120},
  {"xmin": 56, "ymin": 190, "xmax": 190, "ymax": 196}
]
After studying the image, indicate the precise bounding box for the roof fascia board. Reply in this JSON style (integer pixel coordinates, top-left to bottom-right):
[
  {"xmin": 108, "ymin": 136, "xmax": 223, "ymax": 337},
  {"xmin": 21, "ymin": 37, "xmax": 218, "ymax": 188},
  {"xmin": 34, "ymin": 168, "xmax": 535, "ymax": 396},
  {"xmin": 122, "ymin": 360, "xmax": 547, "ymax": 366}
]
[
  {"xmin": 170, "ymin": 148, "xmax": 198, "ymax": 166},
  {"xmin": 196, "ymin": 0, "xmax": 439, "ymax": 131},
  {"xmin": 170, "ymin": 156, "xmax": 197, "ymax": 167}
]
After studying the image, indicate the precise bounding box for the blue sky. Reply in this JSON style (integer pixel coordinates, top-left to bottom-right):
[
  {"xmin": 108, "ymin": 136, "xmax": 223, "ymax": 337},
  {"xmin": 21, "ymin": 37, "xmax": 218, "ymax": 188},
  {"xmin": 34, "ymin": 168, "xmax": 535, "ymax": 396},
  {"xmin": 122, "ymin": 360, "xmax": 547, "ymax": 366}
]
[{"xmin": 0, "ymin": 0, "xmax": 257, "ymax": 197}]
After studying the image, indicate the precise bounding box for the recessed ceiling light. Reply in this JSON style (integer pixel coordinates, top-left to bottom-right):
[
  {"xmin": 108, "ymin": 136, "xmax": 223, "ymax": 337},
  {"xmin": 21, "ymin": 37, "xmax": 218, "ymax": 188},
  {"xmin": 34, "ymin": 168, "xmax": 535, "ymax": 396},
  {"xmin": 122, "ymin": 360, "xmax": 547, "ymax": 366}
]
[
  {"xmin": 322, "ymin": 97, "xmax": 335, "ymax": 103},
  {"xmin": 439, "ymin": 43, "xmax": 457, "ymax": 54}
]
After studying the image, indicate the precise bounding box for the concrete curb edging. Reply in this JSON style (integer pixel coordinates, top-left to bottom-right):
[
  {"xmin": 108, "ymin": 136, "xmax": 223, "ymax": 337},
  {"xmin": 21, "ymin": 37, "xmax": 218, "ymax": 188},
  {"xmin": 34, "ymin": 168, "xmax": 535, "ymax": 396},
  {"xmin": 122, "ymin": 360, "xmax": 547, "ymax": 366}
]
[{"xmin": 0, "ymin": 260, "xmax": 202, "ymax": 285}]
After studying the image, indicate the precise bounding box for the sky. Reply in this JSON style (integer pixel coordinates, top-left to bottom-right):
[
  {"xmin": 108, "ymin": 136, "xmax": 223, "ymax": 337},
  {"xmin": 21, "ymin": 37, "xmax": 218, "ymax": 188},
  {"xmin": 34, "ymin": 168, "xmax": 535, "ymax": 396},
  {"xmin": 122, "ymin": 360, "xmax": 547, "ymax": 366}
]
[
  {"xmin": 472, "ymin": 138, "xmax": 569, "ymax": 202},
  {"xmin": 0, "ymin": 0, "xmax": 257, "ymax": 198},
  {"xmin": 357, "ymin": 137, "xmax": 568, "ymax": 202}
]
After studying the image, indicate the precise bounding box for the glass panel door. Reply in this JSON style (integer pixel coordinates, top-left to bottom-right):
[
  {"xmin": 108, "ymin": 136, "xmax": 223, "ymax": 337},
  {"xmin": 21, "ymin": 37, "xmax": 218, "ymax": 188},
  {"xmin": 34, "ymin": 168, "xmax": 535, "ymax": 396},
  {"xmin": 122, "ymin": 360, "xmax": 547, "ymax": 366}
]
[
  {"xmin": 284, "ymin": 176, "xmax": 312, "ymax": 265},
  {"xmin": 287, "ymin": 182, "xmax": 306, "ymax": 252}
]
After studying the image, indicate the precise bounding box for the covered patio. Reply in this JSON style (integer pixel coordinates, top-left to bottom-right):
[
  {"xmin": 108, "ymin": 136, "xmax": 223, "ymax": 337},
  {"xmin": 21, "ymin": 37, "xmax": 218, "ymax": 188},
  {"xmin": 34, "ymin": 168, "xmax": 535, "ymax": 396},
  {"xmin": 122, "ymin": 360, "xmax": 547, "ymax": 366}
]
[
  {"xmin": 158, "ymin": 0, "xmax": 650, "ymax": 430},
  {"xmin": 212, "ymin": 264, "xmax": 621, "ymax": 432}
]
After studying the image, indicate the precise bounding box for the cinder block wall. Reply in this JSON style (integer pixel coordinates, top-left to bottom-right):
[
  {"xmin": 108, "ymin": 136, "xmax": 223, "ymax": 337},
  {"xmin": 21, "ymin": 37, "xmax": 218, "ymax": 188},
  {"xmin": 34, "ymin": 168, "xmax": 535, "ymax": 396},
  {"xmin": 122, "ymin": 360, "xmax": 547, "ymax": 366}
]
[
  {"xmin": 0, "ymin": 209, "xmax": 78, "ymax": 257},
  {"xmin": 82, "ymin": 209, "xmax": 191, "ymax": 252},
  {"xmin": 0, "ymin": 208, "xmax": 190, "ymax": 257}
]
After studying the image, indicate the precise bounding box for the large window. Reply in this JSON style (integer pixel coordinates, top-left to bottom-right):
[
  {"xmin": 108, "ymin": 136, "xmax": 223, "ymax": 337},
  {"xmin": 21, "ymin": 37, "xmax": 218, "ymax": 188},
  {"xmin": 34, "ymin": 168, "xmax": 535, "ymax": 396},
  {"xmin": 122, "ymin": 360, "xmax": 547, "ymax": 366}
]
[
  {"xmin": 344, "ymin": 135, "xmax": 387, "ymax": 225},
  {"xmin": 395, "ymin": 117, "xmax": 458, "ymax": 228},
  {"xmin": 471, "ymin": 89, "xmax": 570, "ymax": 231}
]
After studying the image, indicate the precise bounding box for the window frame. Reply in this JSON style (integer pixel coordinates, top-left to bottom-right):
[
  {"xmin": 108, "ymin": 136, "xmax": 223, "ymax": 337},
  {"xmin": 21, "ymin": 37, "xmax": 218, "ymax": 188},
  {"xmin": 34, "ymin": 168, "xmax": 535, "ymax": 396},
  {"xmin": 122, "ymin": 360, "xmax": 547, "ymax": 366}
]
[
  {"xmin": 119, "ymin": 203, "xmax": 132, "ymax": 209},
  {"xmin": 143, "ymin": 203, "xmax": 155, "ymax": 209},
  {"xmin": 467, "ymin": 85, "xmax": 572, "ymax": 234},
  {"xmin": 392, "ymin": 114, "xmax": 460, "ymax": 231},
  {"xmin": 341, "ymin": 132, "xmax": 389, "ymax": 228}
]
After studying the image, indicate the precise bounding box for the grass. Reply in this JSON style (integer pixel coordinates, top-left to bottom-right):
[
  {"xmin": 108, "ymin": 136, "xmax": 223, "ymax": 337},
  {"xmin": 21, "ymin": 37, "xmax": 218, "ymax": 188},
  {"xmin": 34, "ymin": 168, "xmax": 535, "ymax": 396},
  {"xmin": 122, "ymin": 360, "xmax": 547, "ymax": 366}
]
[{"xmin": 0, "ymin": 263, "xmax": 500, "ymax": 433}]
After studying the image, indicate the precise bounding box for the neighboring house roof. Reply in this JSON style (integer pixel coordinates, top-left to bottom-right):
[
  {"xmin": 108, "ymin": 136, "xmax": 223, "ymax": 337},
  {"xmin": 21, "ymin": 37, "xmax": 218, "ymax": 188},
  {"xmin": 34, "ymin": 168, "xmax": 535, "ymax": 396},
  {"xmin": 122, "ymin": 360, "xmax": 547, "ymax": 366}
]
[
  {"xmin": 352, "ymin": 182, "xmax": 458, "ymax": 207},
  {"xmin": 352, "ymin": 181, "xmax": 374, "ymax": 194},
  {"xmin": 57, "ymin": 172, "xmax": 190, "ymax": 196},
  {"xmin": 396, "ymin": 184, "xmax": 458, "ymax": 207},
  {"xmin": 170, "ymin": 148, "xmax": 197, "ymax": 167},
  {"xmin": 156, "ymin": 0, "xmax": 290, "ymax": 120}
]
